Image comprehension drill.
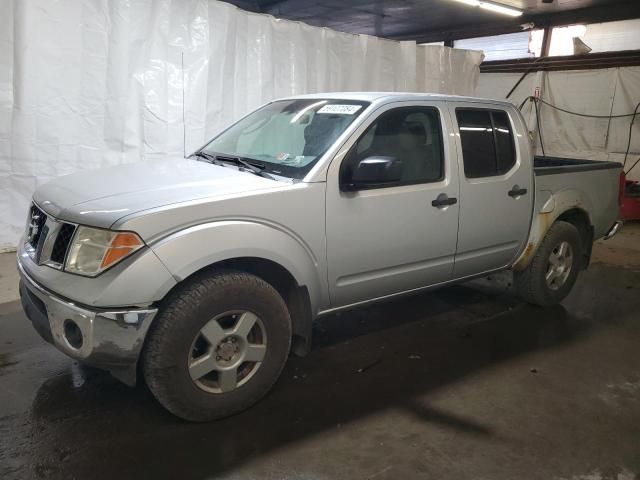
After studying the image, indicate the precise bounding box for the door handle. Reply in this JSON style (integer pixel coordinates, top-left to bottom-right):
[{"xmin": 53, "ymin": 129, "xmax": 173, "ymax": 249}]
[
  {"xmin": 432, "ymin": 194, "xmax": 457, "ymax": 208},
  {"xmin": 508, "ymin": 186, "xmax": 528, "ymax": 197}
]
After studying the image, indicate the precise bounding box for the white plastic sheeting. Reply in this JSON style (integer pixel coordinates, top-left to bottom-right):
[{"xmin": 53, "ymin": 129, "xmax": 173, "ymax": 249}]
[
  {"xmin": 476, "ymin": 67, "xmax": 640, "ymax": 180},
  {"xmin": 0, "ymin": 0, "xmax": 483, "ymax": 250},
  {"xmin": 416, "ymin": 46, "xmax": 484, "ymax": 94}
]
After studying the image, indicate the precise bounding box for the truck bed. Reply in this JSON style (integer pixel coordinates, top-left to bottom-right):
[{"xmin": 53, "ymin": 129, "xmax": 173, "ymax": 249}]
[
  {"xmin": 532, "ymin": 155, "xmax": 622, "ymax": 241},
  {"xmin": 534, "ymin": 156, "xmax": 622, "ymax": 176}
]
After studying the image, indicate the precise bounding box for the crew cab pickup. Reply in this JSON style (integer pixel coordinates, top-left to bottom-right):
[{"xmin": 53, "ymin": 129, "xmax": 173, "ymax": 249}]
[{"xmin": 18, "ymin": 92, "xmax": 623, "ymax": 421}]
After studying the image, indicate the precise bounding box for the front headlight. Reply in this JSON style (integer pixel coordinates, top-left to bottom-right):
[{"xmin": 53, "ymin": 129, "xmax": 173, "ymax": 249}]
[{"xmin": 65, "ymin": 226, "xmax": 144, "ymax": 277}]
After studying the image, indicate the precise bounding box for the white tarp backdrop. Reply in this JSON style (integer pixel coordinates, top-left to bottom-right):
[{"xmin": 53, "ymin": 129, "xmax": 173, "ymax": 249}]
[
  {"xmin": 0, "ymin": 0, "xmax": 483, "ymax": 250},
  {"xmin": 476, "ymin": 67, "xmax": 640, "ymax": 180}
]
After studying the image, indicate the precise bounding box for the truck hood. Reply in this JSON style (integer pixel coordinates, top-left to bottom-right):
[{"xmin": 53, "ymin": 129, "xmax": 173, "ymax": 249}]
[{"xmin": 34, "ymin": 156, "xmax": 285, "ymax": 228}]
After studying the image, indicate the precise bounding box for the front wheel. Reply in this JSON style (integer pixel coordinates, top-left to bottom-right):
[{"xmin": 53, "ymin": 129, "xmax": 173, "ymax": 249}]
[
  {"xmin": 514, "ymin": 221, "xmax": 582, "ymax": 306},
  {"xmin": 142, "ymin": 270, "xmax": 292, "ymax": 422}
]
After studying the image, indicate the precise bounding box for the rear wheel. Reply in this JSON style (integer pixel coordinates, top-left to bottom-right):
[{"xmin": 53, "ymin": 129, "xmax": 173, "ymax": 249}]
[
  {"xmin": 515, "ymin": 221, "xmax": 582, "ymax": 306},
  {"xmin": 142, "ymin": 270, "xmax": 292, "ymax": 422}
]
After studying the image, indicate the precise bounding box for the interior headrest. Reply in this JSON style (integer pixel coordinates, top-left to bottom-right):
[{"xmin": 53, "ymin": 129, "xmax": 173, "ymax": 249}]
[{"xmin": 403, "ymin": 121, "xmax": 427, "ymax": 144}]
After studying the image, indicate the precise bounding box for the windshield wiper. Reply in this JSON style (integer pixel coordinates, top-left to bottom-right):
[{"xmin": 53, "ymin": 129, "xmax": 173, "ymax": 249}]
[
  {"xmin": 214, "ymin": 154, "xmax": 277, "ymax": 180},
  {"xmin": 192, "ymin": 151, "xmax": 277, "ymax": 180},
  {"xmin": 191, "ymin": 151, "xmax": 223, "ymax": 166}
]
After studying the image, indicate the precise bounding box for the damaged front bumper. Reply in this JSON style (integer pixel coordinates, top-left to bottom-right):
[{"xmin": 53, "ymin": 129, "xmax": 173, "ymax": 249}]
[{"xmin": 18, "ymin": 259, "xmax": 157, "ymax": 385}]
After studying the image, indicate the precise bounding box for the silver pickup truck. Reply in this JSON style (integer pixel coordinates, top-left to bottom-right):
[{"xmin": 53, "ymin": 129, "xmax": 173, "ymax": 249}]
[{"xmin": 18, "ymin": 92, "xmax": 623, "ymax": 421}]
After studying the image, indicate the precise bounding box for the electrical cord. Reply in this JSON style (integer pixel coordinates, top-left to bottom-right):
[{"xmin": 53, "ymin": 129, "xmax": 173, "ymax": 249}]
[
  {"xmin": 518, "ymin": 96, "xmax": 640, "ymax": 175},
  {"xmin": 533, "ymin": 97, "xmax": 546, "ymax": 158},
  {"xmin": 505, "ymin": 56, "xmax": 547, "ymax": 100},
  {"xmin": 536, "ymin": 97, "xmax": 640, "ymax": 119},
  {"xmin": 518, "ymin": 96, "xmax": 529, "ymax": 111},
  {"xmin": 627, "ymin": 156, "xmax": 640, "ymax": 176},
  {"xmin": 622, "ymin": 101, "xmax": 640, "ymax": 172}
]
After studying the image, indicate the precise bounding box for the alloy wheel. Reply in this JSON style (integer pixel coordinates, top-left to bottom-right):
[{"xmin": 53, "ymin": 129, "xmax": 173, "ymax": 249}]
[
  {"xmin": 188, "ymin": 310, "xmax": 267, "ymax": 393},
  {"xmin": 545, "ymin": 241, "xmax": 573, "ymax": 291}
]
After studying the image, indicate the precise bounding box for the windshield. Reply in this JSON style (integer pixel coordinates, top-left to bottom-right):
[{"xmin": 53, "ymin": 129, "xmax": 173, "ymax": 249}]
[{"xmin": 201, "ymin": 99, "xmax": 370, "ymax": 179}]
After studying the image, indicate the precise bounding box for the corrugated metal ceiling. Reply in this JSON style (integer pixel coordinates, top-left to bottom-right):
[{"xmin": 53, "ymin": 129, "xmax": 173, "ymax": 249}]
[{"xmin": 223, "ymin": 0, "xmax": 640, "ymax": 42}]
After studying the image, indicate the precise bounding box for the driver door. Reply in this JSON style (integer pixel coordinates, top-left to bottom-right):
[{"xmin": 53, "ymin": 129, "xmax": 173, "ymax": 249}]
[{"xmin": 325, "ymin": 102, "xmax": 460, "ymax": 308}]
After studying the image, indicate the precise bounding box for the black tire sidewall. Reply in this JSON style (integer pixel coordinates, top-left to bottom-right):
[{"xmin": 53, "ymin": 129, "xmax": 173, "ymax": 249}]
[
  {"xmin": 143, "ymin": 271, "xmax": 291, "ymax": 421},
  {"xmin": 531, "ymin": 222, "xmax": 582, "ymax": 305}
]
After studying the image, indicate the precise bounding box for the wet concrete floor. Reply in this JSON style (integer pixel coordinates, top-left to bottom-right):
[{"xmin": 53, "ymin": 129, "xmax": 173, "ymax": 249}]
[{"xmin": 1, "ymin": 225, "xmax": 639, "ymax": 479}]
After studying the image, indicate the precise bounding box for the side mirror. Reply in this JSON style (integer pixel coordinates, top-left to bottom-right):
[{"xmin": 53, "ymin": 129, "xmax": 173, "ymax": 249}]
[{"xmin": 343, "ymin": 156, "xmax": 403, "ymax": 191}]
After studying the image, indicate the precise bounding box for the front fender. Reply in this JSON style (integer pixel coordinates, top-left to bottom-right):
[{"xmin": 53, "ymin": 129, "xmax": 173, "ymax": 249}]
[{"xmin": 150, "ymin": 220, "xmax": 324, "ymax": 314}]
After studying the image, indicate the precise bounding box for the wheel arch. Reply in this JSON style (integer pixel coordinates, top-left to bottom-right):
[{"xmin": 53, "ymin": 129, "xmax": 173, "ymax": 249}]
[
  {"xmin": 198, "ymin": 257, "xmax": 314, "ymax": 357},
  {"xmin": 150, "ymin": 220, "xmax": 321, "ymax": 356},
  {"xmin": 555, "ymin": 208, "xmax": 594, "ymax": 268},
  {"xmin": 514, "ymin": 197, "xmax": 594, "ymax": 272}
]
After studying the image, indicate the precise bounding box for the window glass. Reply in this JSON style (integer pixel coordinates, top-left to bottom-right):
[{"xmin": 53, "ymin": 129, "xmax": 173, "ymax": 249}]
[
  {"xmin": 549, "ymin": 25, "xmax": 588, "ymax": 56},
  {"xmin": 549, "ymin": 20, "xmax": 640, "ymax": 56},
  {"xmin": 344, "ymin": 107, "xmax": 444, "ymax": 186},
  {"xmin": 454, "ymin": 30, "xmax": 543, "ymax": 61},
  {"xmin": 203, "ymin": 99, "xmax": 369, "ymax": 179},
  {"xmin": 492, "ymin": 111, "xmax": 516, "ymax": 174},
  {"xmin": 456, "ymin": 110, "xmax": 497, "ymax": 178},
  {"xmin": 583, "ymin": 19, "xmax": 640, "ymax": 53},
  {"xmin": 456, "ymin": 109, "xmax": 516, "ymax": 178}
]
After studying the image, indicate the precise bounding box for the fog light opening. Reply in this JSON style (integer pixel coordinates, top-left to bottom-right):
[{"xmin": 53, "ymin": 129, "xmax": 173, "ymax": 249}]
[{"xmin": 63, "ymin": 320, "xmax": 83, "ymax": 349}]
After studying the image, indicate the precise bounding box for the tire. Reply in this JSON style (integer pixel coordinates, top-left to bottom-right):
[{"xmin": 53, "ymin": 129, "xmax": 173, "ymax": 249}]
[
  {"xmin": 514, "ymin": 221, "xmax": 582, "ymax": 307},
  {"xmin": 142, "ymin": 270, "xmax": 292, "ymax": 422}
]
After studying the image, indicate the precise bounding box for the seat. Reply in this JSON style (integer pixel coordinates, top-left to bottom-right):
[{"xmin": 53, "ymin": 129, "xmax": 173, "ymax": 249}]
[
  {"xmin": 348, "ymin": 111, "xmax": 441, "ymax": 183},
  {"xmin": 403, "ymin": 120, "xmax": 441, "ymax": 182}
]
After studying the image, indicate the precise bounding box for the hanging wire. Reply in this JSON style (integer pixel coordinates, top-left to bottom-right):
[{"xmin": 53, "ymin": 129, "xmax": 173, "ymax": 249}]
[
  {"xmin": 518, "ymin": 96, "xmax": 640, "ymax": 174},
  {"xmin": 533, "ymin": 97, "xmax": 546, "ymax": 158},
  {"xmin": 622, "ymin": 101, "xmax": 640, "ymax": 171},
  {"xmin": 536, "ymin": 97, "xmax": 640, "ymax": 119}
]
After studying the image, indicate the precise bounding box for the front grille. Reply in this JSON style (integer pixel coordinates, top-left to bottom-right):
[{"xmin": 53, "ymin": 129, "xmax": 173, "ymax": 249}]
[
  {"xmin": 27, "ymin": 204, "xmax": 47, "ymax": 249},
  {"xmin": 24, "ymin": 203, "xmax": 77, "ymax": 269},
  {"xmin": 50, "ymin": 223, "xmax": 76, "ymax": 264}
]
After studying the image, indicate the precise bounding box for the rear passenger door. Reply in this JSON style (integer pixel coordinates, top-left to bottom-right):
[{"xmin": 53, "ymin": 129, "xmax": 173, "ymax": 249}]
[{"xmin": 449, "ymin": 104, "xmax": 534, "ymax": 278}]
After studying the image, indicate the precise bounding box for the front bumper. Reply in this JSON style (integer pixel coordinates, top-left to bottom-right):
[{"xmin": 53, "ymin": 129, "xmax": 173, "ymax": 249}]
[{"xmin": 18, "ymin": 259, "xmax": 157, "ymax": 385}]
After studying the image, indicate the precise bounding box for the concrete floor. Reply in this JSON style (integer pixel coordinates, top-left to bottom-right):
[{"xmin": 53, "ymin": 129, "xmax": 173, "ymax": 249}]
[{"xmin": 1, "ymin": 225, "xmax": 639, "ymax": 480}]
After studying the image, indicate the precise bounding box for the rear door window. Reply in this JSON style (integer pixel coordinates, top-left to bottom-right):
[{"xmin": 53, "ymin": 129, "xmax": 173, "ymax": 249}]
[{"xmin": 456, "ymin": 108, "xmax": 516, "ymax": 178}]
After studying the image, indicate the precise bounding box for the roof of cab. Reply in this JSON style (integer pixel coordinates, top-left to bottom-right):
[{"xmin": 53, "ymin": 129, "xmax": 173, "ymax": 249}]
[{"xmin": 280, "ymin": 91, "xmax": 513, "ymax": 108}]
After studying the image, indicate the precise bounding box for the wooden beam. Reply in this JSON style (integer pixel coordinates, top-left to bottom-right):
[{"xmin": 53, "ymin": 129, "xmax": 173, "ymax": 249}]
[
  {"xmin": 480, "ymin": 50, "xmax": 640, "ymax": 73},
  {"xmin": 540, "ymin": 26, "xmax": 551, "ymax": 58}
]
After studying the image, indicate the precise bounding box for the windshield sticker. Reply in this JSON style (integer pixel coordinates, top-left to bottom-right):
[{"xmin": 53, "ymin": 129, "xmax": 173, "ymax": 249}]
[{"xmin": 317, "ymin": 104, "xmax": 362, "ymax": 115}]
